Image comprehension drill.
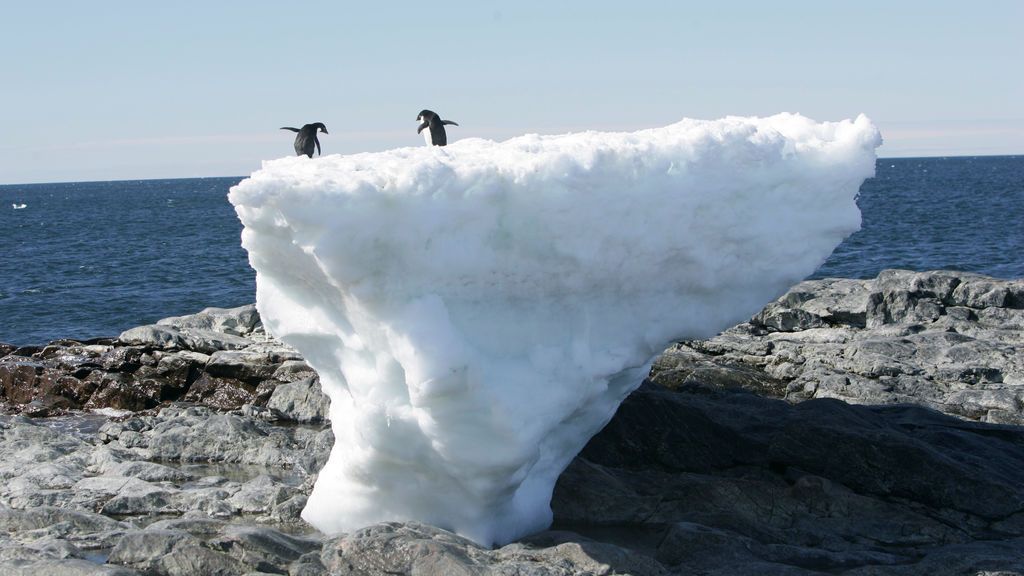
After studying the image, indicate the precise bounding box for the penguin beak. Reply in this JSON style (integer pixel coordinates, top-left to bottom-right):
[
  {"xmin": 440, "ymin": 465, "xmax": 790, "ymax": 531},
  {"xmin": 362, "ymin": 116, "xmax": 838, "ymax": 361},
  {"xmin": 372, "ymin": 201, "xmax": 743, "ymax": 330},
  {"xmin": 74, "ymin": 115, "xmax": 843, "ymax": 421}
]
[{"xmin": 322, "ymin": 129, "xmax": 329, "ymax": 135}]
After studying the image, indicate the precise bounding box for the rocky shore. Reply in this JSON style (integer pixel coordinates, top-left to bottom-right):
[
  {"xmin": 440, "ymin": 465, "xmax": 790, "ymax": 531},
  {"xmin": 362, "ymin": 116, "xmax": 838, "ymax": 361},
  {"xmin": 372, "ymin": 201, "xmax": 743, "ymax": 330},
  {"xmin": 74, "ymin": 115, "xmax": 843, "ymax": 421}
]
[{"xmin": 1, "ymin": 269, "xmax": 1022, "ymax": 575}]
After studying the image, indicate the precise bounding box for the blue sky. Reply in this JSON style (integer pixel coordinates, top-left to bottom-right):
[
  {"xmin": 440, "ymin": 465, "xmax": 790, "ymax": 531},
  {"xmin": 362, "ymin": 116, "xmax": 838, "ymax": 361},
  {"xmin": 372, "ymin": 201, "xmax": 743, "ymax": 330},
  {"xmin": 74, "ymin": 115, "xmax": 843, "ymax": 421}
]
[{"xmin": 2, "ymin": 1, "xmax": 1021, "ymax": 184}]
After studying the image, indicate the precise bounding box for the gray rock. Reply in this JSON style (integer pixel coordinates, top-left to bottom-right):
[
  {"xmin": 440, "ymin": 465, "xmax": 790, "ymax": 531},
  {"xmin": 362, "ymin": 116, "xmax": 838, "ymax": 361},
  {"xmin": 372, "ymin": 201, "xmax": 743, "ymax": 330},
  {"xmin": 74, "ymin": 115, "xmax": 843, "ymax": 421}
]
[
  {"xmin": 116, "ymin": 325, "xmax": 186, "ymax": 349},
  {"xmin": 266, "ymin": 377, "xmax": 329, "ymax": 423},
  {"xmin": 108, "ymin": 529, "xmax": 246, "ymax": 576},
  {"xmin": 321, "ymin": 522, "xmax": 669, "ymax": 576},
  {"xmin": 553, "ymin": 381, "xmax": 1024, "ymax": 575},
  {"xmin": 108, "ymin": 529, "xmax": 186, "ymax": 563},
  {"xmin": 226, "ymin": 475, "xmax": 292, "ymax": 514},
  {"xmin": 842, "ymin": 538, "xmax": 1024, "ymax": 575},
  {"xmin": 0, "ymin": 507, "xmax": 126, "ymax": 537},
  {"xmin": 23, "ymin": 537, "xmax": 84, "ymax": 560},
  {"xmin": 272, "ymin": 360, "xmax": 317, "ymax": 383},
  {"xmin": 654, "ymin": 269, "xmax": 1024, "ymax": 425},
  {"xmin": 206, "ymin": 350, "xmax": 280, "ymax": 382},
  {"xmin": 157, "ymin": 305, "xmax": 261, "ymax": 337},
  {"xmin": 0, "ymin": 558, "xmax": 140, "ymax": 575},
  {"xmin": 130, "ymin": 405, "xmax": 321, "ymax": 468},
  {"xmin": 289, "ymin": 552, "xmax": 328, "ymax": 576},
  {"xmin": 208, "ymin": 525, "xmax": 320, "ymax": 571},
  {"xmin": 94, "ymin": 460, "xmax": 195, "ymax": 483},
  {"xmin": 72, "ymin": 476, "xmax": 177, "ymax": 515},
  {"xmin": 144, "ymin": 517, "xmax": 227, "ymax": 536},
  {"xmin": 4, "ymin": 270, "xmax": 1023, "ymax": 575}
]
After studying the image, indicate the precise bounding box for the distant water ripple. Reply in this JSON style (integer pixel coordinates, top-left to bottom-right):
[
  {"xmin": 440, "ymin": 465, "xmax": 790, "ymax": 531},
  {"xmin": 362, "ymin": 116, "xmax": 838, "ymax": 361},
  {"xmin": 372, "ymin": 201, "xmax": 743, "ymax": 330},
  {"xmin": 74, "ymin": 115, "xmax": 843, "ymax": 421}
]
[{"xmin": 1, "ymin": 156, "xmax": 1022, "ymax": 345}]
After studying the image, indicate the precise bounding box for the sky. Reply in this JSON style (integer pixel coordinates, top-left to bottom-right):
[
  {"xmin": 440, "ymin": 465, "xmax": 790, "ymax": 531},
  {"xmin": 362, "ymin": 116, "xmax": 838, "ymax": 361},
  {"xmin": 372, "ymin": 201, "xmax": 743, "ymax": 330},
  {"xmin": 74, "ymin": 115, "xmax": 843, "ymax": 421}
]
[{"xmin": 1, "ymin": 1, "xmax": 1021, "ymax": 184}]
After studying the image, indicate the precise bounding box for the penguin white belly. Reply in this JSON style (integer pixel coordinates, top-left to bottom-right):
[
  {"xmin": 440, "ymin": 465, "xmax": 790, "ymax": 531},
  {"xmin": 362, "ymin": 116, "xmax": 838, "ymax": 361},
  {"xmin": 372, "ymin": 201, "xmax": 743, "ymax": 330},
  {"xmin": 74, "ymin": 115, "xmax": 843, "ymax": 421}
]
[{"xmin": 423, "ymin": 129, "xmax": 433, "ymax": 146}]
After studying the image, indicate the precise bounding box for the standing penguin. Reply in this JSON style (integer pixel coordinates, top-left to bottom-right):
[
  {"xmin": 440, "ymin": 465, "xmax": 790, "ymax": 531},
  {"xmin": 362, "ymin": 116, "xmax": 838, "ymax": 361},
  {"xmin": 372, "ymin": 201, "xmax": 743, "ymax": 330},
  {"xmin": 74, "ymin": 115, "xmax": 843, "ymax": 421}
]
[
  {"xmin": 416, "ymin": 110, "xmax": 459, "ymax": 146},
  {"xmin": 280, "ymin": 123, "xmax": 328, "ymax": 158}
]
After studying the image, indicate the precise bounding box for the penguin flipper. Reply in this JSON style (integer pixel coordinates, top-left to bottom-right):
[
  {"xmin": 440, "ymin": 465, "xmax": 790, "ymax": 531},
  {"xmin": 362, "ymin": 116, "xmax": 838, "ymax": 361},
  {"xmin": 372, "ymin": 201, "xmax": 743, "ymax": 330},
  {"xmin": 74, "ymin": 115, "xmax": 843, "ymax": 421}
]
[
  {"xmin": 417, "ymin": 122, "xmax": 428, "ymax": 134},
  {"xmin": 280, "ymin": 127, "xmax": 300, "ymax": 132},
  {"xmin": 442, "ymin": 120, "xmax": 459, "ymax": 126},
  {"xmin": 315, "ymin": 137, "xmax": 322, "ymax": 157}
]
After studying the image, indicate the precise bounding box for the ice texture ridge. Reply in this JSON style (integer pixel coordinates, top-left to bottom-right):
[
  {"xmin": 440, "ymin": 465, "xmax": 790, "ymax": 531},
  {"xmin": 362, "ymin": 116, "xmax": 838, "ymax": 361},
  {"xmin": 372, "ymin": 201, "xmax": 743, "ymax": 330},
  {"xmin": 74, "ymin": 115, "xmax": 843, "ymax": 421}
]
[{"xmin": 228, "ymin": 113, "xmax": 881, "ymax": 546}]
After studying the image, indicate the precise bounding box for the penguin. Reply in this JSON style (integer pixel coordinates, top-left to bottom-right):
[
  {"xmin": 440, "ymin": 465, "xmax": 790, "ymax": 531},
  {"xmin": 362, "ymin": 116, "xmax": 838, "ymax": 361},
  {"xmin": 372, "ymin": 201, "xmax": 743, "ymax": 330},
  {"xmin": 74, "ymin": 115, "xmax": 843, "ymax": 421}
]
[
  {"xmin": 416, "ymin": 110, "xmax": 459, "ymax": 146},
  {"xmin": 280, "ymin": 123, "xmax": 328, "ymax": 158}
]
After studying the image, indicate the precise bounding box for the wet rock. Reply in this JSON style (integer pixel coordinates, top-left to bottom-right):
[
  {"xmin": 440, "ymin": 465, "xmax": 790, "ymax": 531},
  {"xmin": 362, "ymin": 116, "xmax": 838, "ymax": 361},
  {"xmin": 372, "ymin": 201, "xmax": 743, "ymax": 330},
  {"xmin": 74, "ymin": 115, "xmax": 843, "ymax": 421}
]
[
  {"xmin": 83, "ymin": 373, "xmax": 162, "ymax": 411},
  {"xmin": 38, "ymin": 371, "xmax": 96, "ymax": 407},
  {"xmin": 183, "ymin": 373, "xmax": 254, "ymax": 410},
  {"xmin": 99, "ymin": 347, "xmax": 148, "ymax": 373},
  {"xmin": 0, "ymin": 359, "xmax": 43, "ymax": 404},
  {"xmin": 130, "ymin": 353, "xmax": 201, "ymax": 400},
  {"xmin": 4, "ymin": 305, "xmax": 302, "ymax": 415}
]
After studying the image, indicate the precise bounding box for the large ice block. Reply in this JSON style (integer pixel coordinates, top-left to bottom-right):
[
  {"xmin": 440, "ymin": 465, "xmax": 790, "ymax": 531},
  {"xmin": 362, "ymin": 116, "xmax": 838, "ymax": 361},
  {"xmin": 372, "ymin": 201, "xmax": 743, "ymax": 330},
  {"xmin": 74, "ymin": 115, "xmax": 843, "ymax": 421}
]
[{"xmin": 228, "ymin": 113, "xmax": 881, "ymax": 546}]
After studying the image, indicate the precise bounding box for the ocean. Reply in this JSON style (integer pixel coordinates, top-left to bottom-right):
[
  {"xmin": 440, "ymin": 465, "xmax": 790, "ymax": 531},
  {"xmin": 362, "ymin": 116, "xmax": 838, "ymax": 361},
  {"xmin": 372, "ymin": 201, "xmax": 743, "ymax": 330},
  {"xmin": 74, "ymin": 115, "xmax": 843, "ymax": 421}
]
[{"xmin": 1, "ymin": 155, "xmax": 1022, "ymax": 346}]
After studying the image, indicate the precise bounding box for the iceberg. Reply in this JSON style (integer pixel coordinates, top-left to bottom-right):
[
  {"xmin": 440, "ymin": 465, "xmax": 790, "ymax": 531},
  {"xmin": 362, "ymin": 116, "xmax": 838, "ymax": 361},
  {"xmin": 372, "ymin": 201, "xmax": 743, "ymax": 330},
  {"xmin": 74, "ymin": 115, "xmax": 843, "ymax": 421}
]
[{"xmin": 228, "ymin": 113, "xmax": 881, "ymax": 546}]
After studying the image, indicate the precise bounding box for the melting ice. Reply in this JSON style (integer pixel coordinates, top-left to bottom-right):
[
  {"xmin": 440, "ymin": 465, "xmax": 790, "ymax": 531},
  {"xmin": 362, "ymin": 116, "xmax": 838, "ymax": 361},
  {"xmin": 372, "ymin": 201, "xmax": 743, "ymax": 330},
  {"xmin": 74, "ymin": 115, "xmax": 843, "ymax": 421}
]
[{"xmin": 229, "ymin": 113, "xmax": 881, "ymax": 546}]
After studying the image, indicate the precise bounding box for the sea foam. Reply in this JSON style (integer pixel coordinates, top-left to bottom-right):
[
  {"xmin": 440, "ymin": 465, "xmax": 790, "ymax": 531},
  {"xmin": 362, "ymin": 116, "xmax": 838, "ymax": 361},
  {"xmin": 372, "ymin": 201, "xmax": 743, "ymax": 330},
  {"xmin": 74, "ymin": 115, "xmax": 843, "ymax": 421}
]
[{"xmin": 229, "ymin": 113, "xmax": 881, "ymax": 546}]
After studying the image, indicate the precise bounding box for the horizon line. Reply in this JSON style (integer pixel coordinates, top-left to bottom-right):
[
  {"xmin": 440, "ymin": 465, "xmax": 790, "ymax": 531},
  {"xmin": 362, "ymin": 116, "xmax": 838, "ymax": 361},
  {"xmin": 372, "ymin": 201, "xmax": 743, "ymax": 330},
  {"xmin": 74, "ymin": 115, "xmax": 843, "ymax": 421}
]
[{"xmin": 1, "ymin": 152, "xmax": 1022, "ymax": 188}]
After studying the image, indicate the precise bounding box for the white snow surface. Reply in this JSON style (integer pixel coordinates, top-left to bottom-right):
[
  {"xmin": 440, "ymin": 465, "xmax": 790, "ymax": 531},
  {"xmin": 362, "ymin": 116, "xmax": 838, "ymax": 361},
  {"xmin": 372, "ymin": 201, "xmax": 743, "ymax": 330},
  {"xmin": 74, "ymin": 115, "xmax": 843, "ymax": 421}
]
[{"xmin": 229, "ymin": 113, "xmax": 881, "ymax": 546}]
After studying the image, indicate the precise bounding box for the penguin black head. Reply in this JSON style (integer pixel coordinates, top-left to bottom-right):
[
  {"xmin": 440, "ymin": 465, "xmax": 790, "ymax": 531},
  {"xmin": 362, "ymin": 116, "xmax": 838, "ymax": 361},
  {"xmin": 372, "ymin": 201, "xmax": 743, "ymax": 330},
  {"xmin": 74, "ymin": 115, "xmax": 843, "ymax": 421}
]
[{"xmin": 416, "ymin": 110, "xmax": 437, "ymax": 123}]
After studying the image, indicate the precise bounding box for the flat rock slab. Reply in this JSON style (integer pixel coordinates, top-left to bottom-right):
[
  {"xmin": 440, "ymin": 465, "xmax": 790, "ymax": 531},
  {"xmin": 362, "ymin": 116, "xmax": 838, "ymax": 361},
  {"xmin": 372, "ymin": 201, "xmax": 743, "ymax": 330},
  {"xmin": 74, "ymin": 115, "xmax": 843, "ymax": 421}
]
[{"xmin": 653, "ymin": 269, "xmax": 1024, "ymax": 424}]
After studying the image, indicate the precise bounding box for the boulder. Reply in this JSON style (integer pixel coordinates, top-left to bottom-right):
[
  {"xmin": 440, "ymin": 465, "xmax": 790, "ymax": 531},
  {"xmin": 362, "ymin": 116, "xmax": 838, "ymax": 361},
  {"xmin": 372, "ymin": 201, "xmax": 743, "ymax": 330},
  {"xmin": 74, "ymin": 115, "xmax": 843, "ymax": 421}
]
[
  {"xmin": 116, "ymin": 325, "xmax": 186, "ymax": 349},
  {"xmin": 266, "ymin": 376, "xmax": 329, "ymax": 423},
  {"xmin": 156, "ymin": 304, "xmax": 261, "ymax": 337}
]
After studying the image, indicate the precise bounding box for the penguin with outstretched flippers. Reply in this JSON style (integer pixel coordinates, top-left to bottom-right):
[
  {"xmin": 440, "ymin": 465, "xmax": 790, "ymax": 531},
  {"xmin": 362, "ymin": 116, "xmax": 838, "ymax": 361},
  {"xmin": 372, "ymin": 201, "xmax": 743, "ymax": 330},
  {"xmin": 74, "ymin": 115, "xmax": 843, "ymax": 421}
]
[
  {"xmin": 416, "ymin": 110, "xmax": 458, "ymax": 146},
  {"xmin": 281, "ymin": 123, "xmax": 328, "ymax": 157}
]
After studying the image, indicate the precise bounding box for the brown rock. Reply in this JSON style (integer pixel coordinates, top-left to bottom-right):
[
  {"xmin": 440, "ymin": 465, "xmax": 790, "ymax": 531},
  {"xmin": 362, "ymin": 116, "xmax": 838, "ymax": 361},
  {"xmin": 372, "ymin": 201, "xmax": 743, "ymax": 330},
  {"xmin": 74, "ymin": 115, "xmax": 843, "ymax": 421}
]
[
  {"xmin": 184, "ymin": 373, "xmax": 255, "ymax": 410},
  {"xmin": 37, "ymin": 371, "xmax": 95, "ymax": 407},
  {"xmin": 0, "ymin": 359, "xmax": 43, "ymax": 403},
  {"xmin": 132, "ymin": 354, "xmax": 202, "ymax": 402},
  {"xmin": 84, "ymin": 372, "xmax": 163, "ymax": 411},
  {"xmin": 100, "ymin": 346, "xmax": 148, "ymax": 372}
]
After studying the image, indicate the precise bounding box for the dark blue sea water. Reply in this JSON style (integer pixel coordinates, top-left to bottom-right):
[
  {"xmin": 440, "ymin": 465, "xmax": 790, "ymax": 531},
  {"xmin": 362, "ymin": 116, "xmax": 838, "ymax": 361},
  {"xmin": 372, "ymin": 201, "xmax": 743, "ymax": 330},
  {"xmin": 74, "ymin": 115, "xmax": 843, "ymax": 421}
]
[
  {"xmin": 1, "ymin": 156, "xmax": 1022, "ymax": 346},
  {"xmin": 812, "ymin": 155, "xmax": 1024, "ymax": 281},
  {"xmin": 1, "ymin": 177, "xmax": 251, "ymax": 346}
]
